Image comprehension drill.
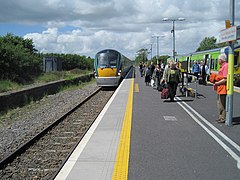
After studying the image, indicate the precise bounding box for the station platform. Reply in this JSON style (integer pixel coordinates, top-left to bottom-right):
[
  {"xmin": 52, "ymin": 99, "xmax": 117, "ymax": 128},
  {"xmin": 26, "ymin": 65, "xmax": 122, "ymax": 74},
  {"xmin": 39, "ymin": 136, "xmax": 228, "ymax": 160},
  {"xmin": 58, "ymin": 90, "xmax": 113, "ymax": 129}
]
[{"xmin": 55, "ymin": 68, "xmax": 240, "ymax": 180}]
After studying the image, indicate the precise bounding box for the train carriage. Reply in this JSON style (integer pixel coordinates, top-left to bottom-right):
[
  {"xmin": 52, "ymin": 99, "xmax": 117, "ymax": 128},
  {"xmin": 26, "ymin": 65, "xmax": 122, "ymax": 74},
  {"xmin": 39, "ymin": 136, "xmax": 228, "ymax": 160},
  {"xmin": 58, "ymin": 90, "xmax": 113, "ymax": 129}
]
[
  {"xmin": 178, "ymin": 45, "xmax": 240, "ymax": 86},
  {"xmin": 94, "ymin": 49, "xmax": 133, "ymax": 87}
]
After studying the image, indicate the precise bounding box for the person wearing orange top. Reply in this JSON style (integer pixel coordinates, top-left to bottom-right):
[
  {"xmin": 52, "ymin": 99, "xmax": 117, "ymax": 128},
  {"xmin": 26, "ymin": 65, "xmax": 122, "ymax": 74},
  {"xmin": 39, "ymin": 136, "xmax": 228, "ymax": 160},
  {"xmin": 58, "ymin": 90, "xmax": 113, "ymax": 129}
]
[{"xmin": 213, "ymin": 54, "xmax": 228, "ymax": 123}]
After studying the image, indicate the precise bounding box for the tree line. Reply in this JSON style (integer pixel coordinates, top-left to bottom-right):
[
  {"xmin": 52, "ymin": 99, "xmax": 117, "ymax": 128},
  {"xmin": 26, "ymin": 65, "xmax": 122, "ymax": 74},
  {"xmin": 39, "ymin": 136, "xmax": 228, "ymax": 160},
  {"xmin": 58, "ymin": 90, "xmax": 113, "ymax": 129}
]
[{"xmin": 0, "ymin": 33, "xmax": 94, "ymax": 84}]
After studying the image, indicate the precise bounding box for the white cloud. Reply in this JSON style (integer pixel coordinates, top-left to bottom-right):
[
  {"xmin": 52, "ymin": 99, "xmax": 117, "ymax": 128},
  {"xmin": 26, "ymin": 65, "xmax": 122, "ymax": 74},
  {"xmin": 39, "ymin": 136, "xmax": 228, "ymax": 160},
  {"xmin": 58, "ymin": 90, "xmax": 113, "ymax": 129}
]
[{"xmin": 0, "ymin": 0, "xmax": 239, "ymax": 59}]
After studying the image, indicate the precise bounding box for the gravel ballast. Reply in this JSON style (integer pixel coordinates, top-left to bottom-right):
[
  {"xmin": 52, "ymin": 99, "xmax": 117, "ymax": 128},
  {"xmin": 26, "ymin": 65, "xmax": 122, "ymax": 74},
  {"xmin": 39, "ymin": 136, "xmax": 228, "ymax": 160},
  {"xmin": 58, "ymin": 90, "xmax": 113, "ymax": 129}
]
[{"xmin": 0, "ymin": 82, "xmax": 99, "ymax": 160}]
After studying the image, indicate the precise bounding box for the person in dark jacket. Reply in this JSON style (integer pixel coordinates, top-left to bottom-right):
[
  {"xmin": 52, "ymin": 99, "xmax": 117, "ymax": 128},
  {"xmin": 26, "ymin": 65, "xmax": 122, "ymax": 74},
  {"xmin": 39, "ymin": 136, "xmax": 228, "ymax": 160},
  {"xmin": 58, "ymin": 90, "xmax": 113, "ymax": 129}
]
[
  {"xmin": 153, "ymin": 64, "xmax": 161, "ymax": 90},
  {"xmin": 145, "ymin": 65, "xmax": 151, "ymax": 86},
  {"xmin": 200, "ymin": 60, "xmax": 209, "ymax": 85},
  {"xmin": 164, "ymin": 61, "xmax": 181, "ymax": 101},
  {"xmin": 139, "ymin": 62, "xmax": 143, "ymax": 77},
  {"xmin": 150, "ymin": 61, "xmax": 155, "ymax": 77}
]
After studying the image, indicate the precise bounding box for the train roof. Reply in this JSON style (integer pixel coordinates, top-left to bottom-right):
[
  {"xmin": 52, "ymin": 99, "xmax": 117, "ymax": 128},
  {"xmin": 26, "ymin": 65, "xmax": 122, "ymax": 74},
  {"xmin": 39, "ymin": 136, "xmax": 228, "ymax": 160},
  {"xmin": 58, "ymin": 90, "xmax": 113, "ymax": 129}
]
[
  {"xmin": 96, "ymin": 49, "xmax": 121, "ymax": 55},
  {"xmin": 95, "ymin": 49, "xmax": 134, "ymax": 61},
  {"xmin": 180, "ymin": 44, "xmax": 240, "ymax": 58}
]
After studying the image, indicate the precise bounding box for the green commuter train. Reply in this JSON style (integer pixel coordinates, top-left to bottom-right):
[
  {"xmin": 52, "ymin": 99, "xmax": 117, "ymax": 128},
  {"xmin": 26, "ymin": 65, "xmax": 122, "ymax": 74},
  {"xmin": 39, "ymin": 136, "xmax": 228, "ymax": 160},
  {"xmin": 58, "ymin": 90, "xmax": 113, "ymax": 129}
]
[{"xmin": 177, "ymin": 45, "xmax": 240, "ymax": 86}]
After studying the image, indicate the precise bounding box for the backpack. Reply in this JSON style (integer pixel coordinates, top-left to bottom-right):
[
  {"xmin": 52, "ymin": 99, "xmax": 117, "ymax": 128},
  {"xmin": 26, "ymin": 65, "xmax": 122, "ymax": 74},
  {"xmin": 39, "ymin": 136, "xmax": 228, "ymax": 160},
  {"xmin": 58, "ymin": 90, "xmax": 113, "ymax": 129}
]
[{"xmin": 169, "ymin": 69, "xmax": 178, "ymax": 83}]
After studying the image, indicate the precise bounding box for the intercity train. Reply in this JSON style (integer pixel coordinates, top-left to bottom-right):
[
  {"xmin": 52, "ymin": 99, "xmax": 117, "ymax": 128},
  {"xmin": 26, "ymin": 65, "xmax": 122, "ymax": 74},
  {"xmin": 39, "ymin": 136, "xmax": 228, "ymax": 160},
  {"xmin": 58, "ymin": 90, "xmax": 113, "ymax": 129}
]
[
  {"xmin": 177, "ymin": 45, "xmax": 240, "ymax": 86},
  {"xmin": 94, "ymin": 49, "xmax": 133, "ymax": 87}
]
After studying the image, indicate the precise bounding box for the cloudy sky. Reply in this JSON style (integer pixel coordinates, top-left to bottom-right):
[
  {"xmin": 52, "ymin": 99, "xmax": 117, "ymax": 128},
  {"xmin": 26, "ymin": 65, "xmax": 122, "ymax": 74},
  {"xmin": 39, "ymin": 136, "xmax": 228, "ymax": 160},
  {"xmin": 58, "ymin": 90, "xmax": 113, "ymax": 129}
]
[{"xmin": 0, "ymin": 0, "xmax": 239, "ymax": 59}]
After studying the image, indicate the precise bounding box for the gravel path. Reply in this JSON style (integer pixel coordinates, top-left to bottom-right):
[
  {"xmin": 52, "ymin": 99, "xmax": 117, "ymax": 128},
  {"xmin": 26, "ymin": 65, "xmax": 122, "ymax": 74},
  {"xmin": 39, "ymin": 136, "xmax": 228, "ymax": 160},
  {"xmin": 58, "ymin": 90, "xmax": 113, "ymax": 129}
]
[{"xmin": 0, "ymin": 82, "xmax": 99, "ymax": 160}]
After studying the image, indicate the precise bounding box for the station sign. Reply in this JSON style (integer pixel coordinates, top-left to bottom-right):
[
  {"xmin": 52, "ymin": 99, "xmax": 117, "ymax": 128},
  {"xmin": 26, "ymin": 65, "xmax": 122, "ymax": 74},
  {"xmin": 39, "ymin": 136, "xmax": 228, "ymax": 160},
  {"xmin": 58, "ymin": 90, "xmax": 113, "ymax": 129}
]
[{"xmin": 218, "ymin": 26, "xmax": 237, "ymax": 43}]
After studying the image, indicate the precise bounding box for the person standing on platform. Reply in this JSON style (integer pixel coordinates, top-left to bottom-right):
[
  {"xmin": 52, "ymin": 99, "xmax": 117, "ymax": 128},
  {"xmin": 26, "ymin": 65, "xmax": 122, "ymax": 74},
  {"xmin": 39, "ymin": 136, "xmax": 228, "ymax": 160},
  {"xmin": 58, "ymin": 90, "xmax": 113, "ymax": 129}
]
[
  {"xmin": 139, "ymin": 62, "xmax": 143, "ymax": 77},
  {"xmin": 164, "ymin": 62, "xmax": 181, "ymax": 101},
  {"xmin": 145, "ymin": 65, "xmax": 151, "ymax": 86},
  {"xmin": 192, "ymin": 60, "xmax": 200, "ymax": 80},
  {"xmin": 200, "ymin": 61, "xmax": 209, "ymax": 85},
  {"xmin": 150, "ymin": 61, "xmax": 155, "ymax": 78},
  {"xmin": 153, "ymin": 64, "xmax": 161, "ymax": 90},
  {"xmin": 213, "ymin": 54, "xmax": 228, "ymax": 123},
  {"xmin": 162, "ymin": 59, "xmax": 173, "ymax": 82}
]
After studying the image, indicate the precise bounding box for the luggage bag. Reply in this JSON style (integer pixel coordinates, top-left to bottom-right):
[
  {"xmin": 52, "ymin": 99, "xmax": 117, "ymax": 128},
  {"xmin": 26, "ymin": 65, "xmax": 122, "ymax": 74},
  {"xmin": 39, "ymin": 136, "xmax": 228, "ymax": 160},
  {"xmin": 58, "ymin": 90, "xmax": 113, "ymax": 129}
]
[{"xmin": 161, "ymin": 87, "xmax": 169, "ymax": 99}]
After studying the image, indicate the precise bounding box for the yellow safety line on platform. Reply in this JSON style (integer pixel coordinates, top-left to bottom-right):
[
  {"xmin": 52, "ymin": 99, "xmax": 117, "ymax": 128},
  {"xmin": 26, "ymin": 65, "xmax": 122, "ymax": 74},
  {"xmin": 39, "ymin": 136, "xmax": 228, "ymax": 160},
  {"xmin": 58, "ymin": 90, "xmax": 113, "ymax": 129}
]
[
  {"xmin": 134, "ymin": 83, "xmax": 139, "ymax": 92},
  {"xmin": 112, "ymin": 78, "xmax": 134, "ymax": 180}
]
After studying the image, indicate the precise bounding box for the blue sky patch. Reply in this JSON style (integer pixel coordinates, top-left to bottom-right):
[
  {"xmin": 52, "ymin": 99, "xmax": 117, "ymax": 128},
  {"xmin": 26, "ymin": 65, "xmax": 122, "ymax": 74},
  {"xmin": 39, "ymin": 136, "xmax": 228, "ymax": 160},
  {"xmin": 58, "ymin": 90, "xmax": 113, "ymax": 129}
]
[{"xmin": 0, "ymin": 23, "xmax": 45, "ymax": 36}]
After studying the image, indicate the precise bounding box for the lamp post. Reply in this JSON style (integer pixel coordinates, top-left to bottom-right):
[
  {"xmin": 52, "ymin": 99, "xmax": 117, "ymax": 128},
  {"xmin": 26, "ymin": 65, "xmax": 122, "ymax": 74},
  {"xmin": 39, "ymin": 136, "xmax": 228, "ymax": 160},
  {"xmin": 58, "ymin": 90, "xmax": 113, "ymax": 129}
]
[
  {"xmin": 152, "ymin": 35, "xmax": 164, "ymax": 63},
  {"xmin": 226, "ymin": 0, "xmax": 235, "ymax": 126},
  {"xmin": 149, "ymin": 43, "xmax": 152, "ymax": 61},
  {"xmin": 162, "ymin": 17, "xmax": 185, "ymax": 60}
]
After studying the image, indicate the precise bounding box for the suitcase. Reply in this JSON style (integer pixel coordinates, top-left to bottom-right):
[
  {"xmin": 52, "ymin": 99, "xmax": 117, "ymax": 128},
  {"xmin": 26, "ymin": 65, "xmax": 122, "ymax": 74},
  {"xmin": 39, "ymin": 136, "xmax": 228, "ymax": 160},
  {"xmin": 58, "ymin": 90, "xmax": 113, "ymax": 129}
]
[{"xmin": 161, "ymin": 87, "xmax": 169, "ymax": 99}]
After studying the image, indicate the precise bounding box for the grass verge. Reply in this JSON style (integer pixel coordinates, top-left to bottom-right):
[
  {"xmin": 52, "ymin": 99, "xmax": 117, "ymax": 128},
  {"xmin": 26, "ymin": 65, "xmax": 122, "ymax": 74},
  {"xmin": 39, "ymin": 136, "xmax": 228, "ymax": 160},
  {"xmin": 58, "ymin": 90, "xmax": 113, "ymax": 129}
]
[{"xmin": 0, "ymin": 69, "xmax": 93, "ymax": 93}]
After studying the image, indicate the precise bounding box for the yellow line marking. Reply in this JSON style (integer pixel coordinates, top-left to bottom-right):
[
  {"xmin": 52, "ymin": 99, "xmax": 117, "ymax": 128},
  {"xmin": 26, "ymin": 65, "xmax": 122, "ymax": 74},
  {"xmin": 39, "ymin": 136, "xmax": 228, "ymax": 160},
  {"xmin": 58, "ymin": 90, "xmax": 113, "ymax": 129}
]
[
  {"xmin": 112, "ymin": 78, "xmax": 134, "ymax": 180},
  {"xmin": 134, "ymin": 83, "xmax": 139, "ymax": 92}
]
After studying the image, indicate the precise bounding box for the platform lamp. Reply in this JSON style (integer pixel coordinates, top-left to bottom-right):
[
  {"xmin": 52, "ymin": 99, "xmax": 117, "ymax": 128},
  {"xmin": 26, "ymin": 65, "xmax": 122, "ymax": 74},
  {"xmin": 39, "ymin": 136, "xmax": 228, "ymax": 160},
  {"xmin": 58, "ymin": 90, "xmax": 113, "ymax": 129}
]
[
  {"xmin": 152, "ymin": 34, "xmax": 164, "ymax": 64},
  {"xmin": 162, "ymin": 17, "xmax": 185, "ymax": 60}
]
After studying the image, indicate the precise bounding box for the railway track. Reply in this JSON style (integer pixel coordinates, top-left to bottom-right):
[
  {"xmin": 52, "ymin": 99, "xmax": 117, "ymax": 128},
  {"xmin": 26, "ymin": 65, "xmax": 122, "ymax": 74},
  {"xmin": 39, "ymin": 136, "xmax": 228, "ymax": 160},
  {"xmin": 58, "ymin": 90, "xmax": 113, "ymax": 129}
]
[{"xmin": 0, "ymin": 87, "xmax": 115, "ymax": 179}]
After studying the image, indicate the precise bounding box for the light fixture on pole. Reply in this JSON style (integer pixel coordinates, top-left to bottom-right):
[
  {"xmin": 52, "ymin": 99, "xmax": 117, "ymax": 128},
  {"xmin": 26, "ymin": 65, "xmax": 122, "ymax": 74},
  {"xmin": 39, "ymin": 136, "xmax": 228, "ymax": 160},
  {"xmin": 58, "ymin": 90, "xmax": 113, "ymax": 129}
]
[
  {"xmin": 162, "ymin": 17, "xmax": 185, "ymax": 60},
  {"xmin": 152, "ymin": 34, "xmax": 164, "ymax": 63}
]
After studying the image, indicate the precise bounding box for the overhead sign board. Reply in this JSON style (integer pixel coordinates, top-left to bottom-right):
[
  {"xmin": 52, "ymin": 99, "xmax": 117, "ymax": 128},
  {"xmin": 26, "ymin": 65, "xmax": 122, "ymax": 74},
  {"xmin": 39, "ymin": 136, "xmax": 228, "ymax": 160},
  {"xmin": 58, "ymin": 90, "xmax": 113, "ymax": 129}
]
[{"xmin": 218, "ymin": 26, "xmax": 237, "ymax": 43}]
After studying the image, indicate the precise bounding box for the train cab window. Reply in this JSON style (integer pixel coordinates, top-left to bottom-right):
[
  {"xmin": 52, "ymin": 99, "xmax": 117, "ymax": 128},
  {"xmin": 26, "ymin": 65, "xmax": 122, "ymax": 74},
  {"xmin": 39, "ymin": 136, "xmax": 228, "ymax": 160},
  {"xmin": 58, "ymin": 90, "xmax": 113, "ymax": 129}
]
[
  {"xmin": 97, "ymin": 53, "xmax": 108, "ymax": 67},
  {"xmin": 97, "ymin": 52, "xmax": 118, "ymax": 67},
  {"xmin": 108, "ymin": 53, "xmax": 118, "ymax": 67}
]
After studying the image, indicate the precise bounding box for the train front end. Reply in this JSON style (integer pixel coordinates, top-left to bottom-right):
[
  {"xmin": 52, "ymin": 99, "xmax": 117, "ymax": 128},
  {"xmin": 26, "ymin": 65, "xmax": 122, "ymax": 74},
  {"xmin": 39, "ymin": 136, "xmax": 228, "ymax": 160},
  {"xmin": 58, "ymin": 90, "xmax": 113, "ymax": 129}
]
[{"xmin": 94, "ymin": 49, "xmax": 121, "ymax": 87}]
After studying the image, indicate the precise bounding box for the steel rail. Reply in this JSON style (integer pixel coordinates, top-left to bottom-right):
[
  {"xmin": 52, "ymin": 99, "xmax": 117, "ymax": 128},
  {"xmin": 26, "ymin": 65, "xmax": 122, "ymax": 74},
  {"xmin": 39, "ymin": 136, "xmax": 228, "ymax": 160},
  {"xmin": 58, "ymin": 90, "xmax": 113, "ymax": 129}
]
[{"xmin": 0, "ymin": 87, "xmax": 101, "ymax": 170}]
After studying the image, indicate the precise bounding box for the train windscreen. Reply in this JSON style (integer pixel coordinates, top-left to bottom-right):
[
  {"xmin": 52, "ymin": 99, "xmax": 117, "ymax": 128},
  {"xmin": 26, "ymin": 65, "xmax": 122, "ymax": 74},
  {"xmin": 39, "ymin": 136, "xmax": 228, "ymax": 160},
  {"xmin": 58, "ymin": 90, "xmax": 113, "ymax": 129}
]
[{"xmin": 97, "ymin": 52, "xmax": 118, "ymax": 68}]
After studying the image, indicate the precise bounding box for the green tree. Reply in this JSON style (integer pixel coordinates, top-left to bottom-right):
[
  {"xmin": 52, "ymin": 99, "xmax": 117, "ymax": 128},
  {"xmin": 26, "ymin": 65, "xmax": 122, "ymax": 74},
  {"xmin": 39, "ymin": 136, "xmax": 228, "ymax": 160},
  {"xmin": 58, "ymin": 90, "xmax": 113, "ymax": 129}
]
[
  {"xmin": 196, "ymin": 36, "xmax": 226, "ymax": 52},
  {"xmin": 0, "ymin": 33, "xmax": 41, "ymax": 83},
  {"xmin": 135, "ymin": 48, "xmax": 149, "ymax": 65},
  {"xmin": 150, "ymin": 55, "xmax": 169, "ymax": 65}
]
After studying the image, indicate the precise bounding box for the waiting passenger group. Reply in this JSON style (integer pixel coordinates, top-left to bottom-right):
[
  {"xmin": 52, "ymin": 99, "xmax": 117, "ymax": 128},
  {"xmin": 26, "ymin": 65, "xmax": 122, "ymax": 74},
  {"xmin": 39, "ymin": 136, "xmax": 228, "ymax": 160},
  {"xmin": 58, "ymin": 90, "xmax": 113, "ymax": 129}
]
[
  {"xmin": 139, "ymin": 59, "xmax": 181, "ymax": 102},
  {"xmin": 192, "ymin": 60, "xmax": 210, "ymax": 85},
  {"xmin": 139, "ymin": 54, "xmax": 228, "ymax": 123}
]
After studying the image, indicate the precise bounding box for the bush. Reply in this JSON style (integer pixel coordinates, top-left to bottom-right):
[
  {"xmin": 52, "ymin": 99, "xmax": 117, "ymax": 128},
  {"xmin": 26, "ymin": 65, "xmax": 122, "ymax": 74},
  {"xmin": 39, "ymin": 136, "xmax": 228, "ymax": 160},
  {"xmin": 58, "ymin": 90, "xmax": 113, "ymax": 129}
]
[{"xmin": 0, "ymin": 34, "xmax": 42, "ymax": 83}]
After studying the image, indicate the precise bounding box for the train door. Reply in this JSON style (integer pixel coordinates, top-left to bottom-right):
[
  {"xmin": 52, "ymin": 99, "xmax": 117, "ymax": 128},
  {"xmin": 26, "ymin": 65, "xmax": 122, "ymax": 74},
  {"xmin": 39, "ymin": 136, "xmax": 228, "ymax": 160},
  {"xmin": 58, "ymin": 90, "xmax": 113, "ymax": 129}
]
[
  {"xmin": 203, "ymin": 54, "xmax": 210, "ymax": 64},
  {"xmin": 204, "ymin": 53, "xmax": 212, "ymax": 70}
]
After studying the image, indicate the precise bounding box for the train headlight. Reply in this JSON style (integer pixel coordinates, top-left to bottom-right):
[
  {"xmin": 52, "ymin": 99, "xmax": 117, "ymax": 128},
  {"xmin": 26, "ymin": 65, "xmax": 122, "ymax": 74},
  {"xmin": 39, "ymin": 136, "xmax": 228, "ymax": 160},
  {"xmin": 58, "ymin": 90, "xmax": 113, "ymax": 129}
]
[{"xmin": 118, "ymin": 70, "xmax": 122, "ymax": 76}]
